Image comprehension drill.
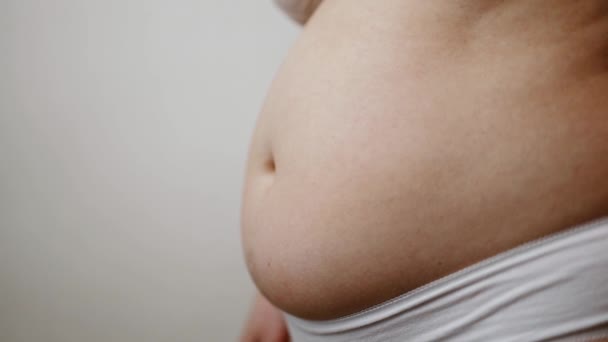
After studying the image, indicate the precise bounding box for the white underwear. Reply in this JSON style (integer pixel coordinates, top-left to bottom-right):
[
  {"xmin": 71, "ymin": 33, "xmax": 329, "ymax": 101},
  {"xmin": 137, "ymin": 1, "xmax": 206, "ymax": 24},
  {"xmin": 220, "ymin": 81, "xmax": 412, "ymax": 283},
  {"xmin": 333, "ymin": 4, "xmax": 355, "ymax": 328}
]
[{"xmin": 285, "ymin": 217, "xmax": 608, "ymax": 342}]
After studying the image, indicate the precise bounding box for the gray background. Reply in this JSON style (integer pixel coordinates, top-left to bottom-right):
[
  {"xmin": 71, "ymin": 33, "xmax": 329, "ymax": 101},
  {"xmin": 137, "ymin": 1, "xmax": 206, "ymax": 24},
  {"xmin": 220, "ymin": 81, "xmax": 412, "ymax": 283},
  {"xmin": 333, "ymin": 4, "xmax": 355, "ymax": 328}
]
[{"xmin": 0, "ymin": 1, "xmax": 297, "ymax": 341}]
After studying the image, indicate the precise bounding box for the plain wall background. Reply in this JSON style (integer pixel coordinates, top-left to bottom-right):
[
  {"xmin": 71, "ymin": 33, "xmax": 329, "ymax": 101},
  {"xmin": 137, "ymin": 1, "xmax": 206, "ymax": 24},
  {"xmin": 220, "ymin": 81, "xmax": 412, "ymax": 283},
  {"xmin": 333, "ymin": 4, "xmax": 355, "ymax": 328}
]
[{"xmin": 0, "ymin": 1, "xmax": 298, "ymax": 341}]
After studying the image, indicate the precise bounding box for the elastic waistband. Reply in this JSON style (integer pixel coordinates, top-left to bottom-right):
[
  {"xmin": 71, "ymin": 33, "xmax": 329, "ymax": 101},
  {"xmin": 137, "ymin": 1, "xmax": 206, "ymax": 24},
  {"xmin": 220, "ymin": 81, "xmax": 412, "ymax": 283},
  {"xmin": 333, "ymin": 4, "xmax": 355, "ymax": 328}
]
[{"xmin": 286, "ymin": 217, "xmax": 608, "ymax": 341}]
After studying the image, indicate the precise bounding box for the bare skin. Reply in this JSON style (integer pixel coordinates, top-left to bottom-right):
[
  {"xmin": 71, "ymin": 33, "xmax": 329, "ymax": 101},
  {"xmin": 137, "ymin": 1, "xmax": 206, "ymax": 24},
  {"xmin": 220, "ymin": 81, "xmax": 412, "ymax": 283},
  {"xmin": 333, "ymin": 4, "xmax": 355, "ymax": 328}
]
[
  {"xmin": 240, "ymin": 294, "xmax": 290, "ymax": 342},
  {"xmin": 242, "ymin": 0, "xmax": 608, "ymax": 326}
]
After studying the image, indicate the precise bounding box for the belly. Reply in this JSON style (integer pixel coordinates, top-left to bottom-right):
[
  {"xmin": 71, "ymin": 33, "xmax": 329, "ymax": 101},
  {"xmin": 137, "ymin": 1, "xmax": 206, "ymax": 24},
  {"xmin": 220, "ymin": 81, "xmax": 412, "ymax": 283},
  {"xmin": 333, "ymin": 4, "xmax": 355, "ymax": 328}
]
[{"xmin": 242, "ymin": 0, "xmax": 608, "ymax": 320}]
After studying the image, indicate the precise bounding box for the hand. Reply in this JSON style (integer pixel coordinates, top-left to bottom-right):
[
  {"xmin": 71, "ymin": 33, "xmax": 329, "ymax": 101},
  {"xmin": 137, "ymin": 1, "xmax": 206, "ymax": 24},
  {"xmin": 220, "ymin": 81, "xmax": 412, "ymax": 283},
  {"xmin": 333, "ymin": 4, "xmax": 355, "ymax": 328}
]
[{"xmin": 240, "ymin": 293, "xmax": 290, "ymax": 342}]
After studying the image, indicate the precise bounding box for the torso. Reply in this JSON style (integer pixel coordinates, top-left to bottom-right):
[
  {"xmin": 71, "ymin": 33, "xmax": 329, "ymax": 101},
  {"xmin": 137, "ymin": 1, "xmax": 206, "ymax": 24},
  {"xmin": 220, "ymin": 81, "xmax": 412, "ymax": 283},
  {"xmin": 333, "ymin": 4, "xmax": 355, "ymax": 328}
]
[{"xmin": 242, "ymin": 0, "xmax": 608, "ymax": 320}]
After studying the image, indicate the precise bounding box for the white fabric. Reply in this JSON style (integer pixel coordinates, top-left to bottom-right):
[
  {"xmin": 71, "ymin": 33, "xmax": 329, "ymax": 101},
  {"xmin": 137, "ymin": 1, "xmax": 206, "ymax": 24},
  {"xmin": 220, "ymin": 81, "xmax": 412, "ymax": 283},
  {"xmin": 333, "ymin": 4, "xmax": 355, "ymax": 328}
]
[
  {"xmin": 286, "ymin": 217, "xmax": 608, "ymax": 342},
  {"xmin": 275, "ymin": 0, "xmax": 322, "ymax": 24}
]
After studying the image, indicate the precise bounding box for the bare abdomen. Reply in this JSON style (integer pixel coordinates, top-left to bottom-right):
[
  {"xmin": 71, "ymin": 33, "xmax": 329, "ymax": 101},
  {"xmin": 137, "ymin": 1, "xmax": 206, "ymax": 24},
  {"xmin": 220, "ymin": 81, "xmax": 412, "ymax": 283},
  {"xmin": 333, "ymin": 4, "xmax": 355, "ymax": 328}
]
[{"xmin": 242, "ymin": 0, "xmax": 608, "ymax": 320}]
